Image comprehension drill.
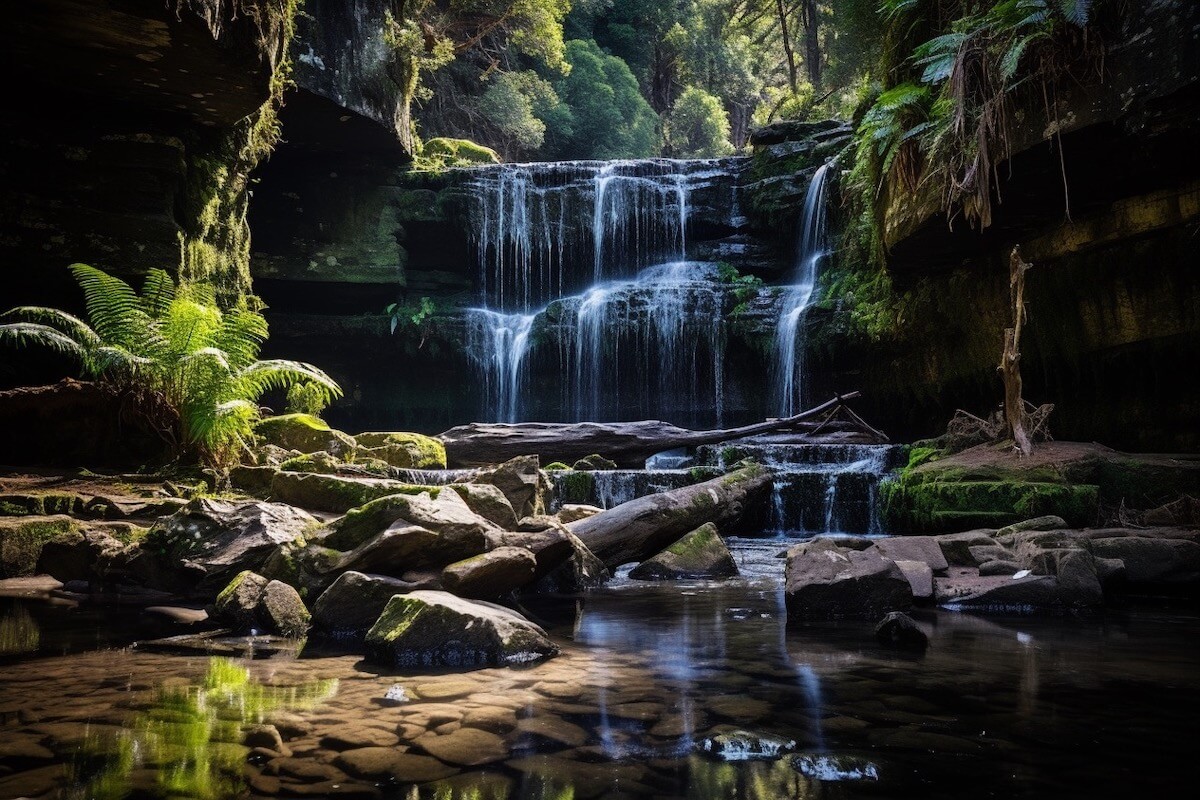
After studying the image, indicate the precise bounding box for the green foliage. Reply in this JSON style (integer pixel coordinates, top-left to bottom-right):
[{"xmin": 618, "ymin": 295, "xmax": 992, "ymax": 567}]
[
  {"xmin": 0, "ymin": 264, "xmax": 341, "ymax": 467},
  {"xmin": 665, "ymin": 86, "xmax": 735, "ymax": 157},
  {"xmin": 285, "ymin": 382, "xmax": 330, "ymax": 417},
  {"xmin": 547, "ymin": 39, "xmax": 661, "ymax": 159},
  {"xmin": 716, "ymin": 262, "xmax": 765, "ymax": 306}
]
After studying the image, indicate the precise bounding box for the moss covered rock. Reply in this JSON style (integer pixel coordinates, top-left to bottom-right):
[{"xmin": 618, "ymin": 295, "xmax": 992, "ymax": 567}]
[
  {"xmin": 422, "ymin": 137, "xmax": 501, "ymax": 166},
  {"xmin": 449, "ymin": 484, "xmax": 518, "ymax": 529},
  {"xmin": 0, "ymin": 516, "xmax": 80, "ymax": 578},
  {"xmin": 279, "ymin": 451, "xmax": 343, "ymax": 474},
  {"xmin": 354, "ymin": 432, "xmax": 447, "ymax": 470},
  {"xmin": 322, "ymin": 489, "xmax": 493, "ymax": 552},
  {"xmin": 270, "ymin": 472, "xmax": 434, "ymax": 514},
  {"xmin": 628, "ymin": 523, "xmax": 738, "ymax": 580},
  {"xmin": 364, "ymin": 590, "xmax": 557, "ymax": 668},
  {"xmin": 440, "ymin": 546, "xmax": 538, "ymax": 599},
  {"xmin": 213, "ymin": 570, "xmax": 310, "ymax": 637},
  {"xmin": 254, "ymin": 414, "xmax": 356, "ymax": 456}
]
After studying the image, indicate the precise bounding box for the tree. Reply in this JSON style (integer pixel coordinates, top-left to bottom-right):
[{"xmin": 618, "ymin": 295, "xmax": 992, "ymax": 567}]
[
  {"xmin": 665, "ymin": 86, "xmax": 735, "ymax": 156},
  {"xmin": 0, "ymin": 264, "xmax": 341, "ymax": 466}
]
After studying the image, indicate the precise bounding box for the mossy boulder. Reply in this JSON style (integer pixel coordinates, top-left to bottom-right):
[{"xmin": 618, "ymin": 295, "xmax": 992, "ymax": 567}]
[
  {"xmin": 322, "ymin": 489, "xmax": 493, "ymax": 552},
  {"xmin": 572, "ymin": 454, "xmax": 618, "ymax": 471},
  {"xmin": 270, "ymin": 472, "xmax": 435, "ymax": 514},
  {"xmin": 0, "ymin": 493, "xmax": 85, "ymax": 517},
  {"xmin": 628, "ymin": 523, "xmax": 738, "ymax": 580},
  {"xmin": 254, "ymin": 414, "xmax": 356, "ymax": 457},
  {"xmin": 555, "ymin": 470, "xmax": 595, "ymax": 506},
  {"xmin": 449, "ymin": 484, "xmax": 518, "ymax": 529},
  {"xmin": 422, "ymin": 137, "xmax": 501, "ymax": 166},
  {"xmin": 213, "ymin": 570, "xmax": 310, "ymax": 637},
  {"xmin": 0, "ymin": 516, "xmax": 79, "ymax": 577},
  {"xmin": 279, "ymin": 451, "xmax": 343, "ymax": 474},
  {"xmin": 364, "ymin": 590, "xmax": 558, "ymax": 669},
  {"xmin": 440, "ymin": 547, "xmax": 538, "ymax": 599},
  {"xmin": 354, "ymin": 432, "xmax": 446, "ymax": 470},
  {"xmin": 311, "ymin": 571, "xmax": 421, "ymax": 639}
]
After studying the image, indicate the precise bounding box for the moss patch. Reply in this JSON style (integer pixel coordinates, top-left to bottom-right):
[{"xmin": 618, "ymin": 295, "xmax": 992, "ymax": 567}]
[
  {"xmin": 0, "ymin": 516, "xmax": 80, "ymax": 578},
  {"xmin": 322, "ymin": 492, "xmax": 437, "ymax": 550},
  {"xmin": 270, "ymin": 472, "xmax": 434, "ymax": 514},
  {"xmin": 557, "ymin": 471, "xmax": 596, "ymax": 505},
  {"xmin": 354, "ymin": 432, "xmax": 446, "ymax": 470}
]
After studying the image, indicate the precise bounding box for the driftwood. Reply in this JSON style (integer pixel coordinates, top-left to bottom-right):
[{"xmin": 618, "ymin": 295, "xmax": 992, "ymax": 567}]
[
  {"xmin": 438, "ymin": 392, "xmax": 862, "ymax": 468},
  {"xmin": 1001, "ymin": 247, "xmax": 1033, "ymax": 457},
  {"xmin": 567, "ymin": 464, "xmax": 773, "ymax": 569}
]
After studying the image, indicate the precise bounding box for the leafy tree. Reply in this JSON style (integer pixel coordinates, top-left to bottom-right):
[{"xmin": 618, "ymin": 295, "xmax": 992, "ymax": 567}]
[
  {"xmin": 0, "ymin": 265, "xmax": 341, "ymax": 466},
  {"xmin": 665, "ymin": 86, "xmax": 735, "ymax": 156},
  {"xmin": 548, "ymin": 39, "xmax": 660, "ymax": 159}
]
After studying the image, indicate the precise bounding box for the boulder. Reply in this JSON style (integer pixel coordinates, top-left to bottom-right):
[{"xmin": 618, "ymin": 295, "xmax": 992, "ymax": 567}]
[
  {"xmin": 934, "ymin": 531, "xmax": 1000, "ymax": 566},
  {"xmin": 311, "ymin": 571, "xmax": 421, "ymax": 638},
  {"xmin": 484, "ymin": 527, "xmax": 574, "ymax": 580},
  {"xmin": 874, "ymin": 611, "xmax": 929, "ymax": 650},
  {"xmin": 473, "ymin": 456, "xmax": 549, "ymax": 519},
  {"xmin": 142, "ymin": 500, "xmax": 317, "ymax": 595},
  {"xmin": 450, "ymin": 485, "xmax": 518, "ymax": 529},
  {"xmin": 628, "ymin": 523, "xmax": 738, "ymax": 581},
  {"xmin": 0, "ymin": 516, "xmax": 80, "ymax": 578},
  {"xmin": 572, "ymin": 454, "xmax": 618, "ymax": 471},
  {"xmin": 254, "ymin": 414, "xmax": 356, "ymax": 456},
  {"xmin": 279, "ymin": 451, "xmax": 342, "ymax": 474},
  {"xmin": 323, "ymin": 490, "xmax": 495, "ymax": 551},
  {"xmin": 1089, "ymin": 535, "xmax": 1200, "ymax": 590},
  {"xmin": 364, "ymin": 590, "xmax": 558, "ymax": 668},
  {"xmin": 934, "ymin": 572, "xmax": 1064, "ymax": 609},
  {"xmin": 440, "ymin": 547, "xmax": 539, "ymax": 599},
  {"xmin": 869, "ymin": 536, "xmax": 948, "ymax": 572},
  {"xmin": 270, "ymin": 472, "xmax": 435, "ymax": 514},
  {"xmin": 557, "ymin": 504, "xmax": 602, "ymax": 524},
  {"xmin": 355, "ymin": 432, "xmax": 447, "ymax": 470},
  {"xmin": 1054, "ymin": 549, "xmax": 1104, "ymax": 606},
  {"xmin": 229, "ymin": 465, "xmax": 279, "ymax": 496},
  {"xmin": 894, "ymin": 560, "xmax": 933, "ymax": 599},
  {"xmin": 330, "ymin": 523, "xmax": 446, "ymax": 576},
  {"xmin": 784, "ymin": 540, "xmax": 913, "ymax": 619},
  {"xmin": 212, "ymin": 571, "xmax": 310, "ymax": 637},
  {"xmin": 979, "ymin": 559, "xmax": 1022, "ymax": 576},
  {"xmin": 533, "ymin": 530, "xmax": 610, "ymax": 593},
  {"xmin": 35, "ymin": 526, "xmax": 139, "ymax": 584}
]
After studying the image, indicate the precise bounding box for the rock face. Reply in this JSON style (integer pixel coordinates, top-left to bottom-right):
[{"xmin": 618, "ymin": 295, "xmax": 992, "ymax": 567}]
[
  {"xmin": 213, "ymin": 571, "xmax": 311, "ymax": 637},
  {"xmin": 785, "ymin": 540, "xmax": 913, "ymax": 619},
  {"xmin": 143, "ymin": 500, "xmax": 317, "ymax": 594},
  {"xmin": 628, "ymin": 523, "xmax": 738, "ymax": 581},
  {"xmin": 364, "ymin": 591, "xmax": 558, "ymax": 668}
]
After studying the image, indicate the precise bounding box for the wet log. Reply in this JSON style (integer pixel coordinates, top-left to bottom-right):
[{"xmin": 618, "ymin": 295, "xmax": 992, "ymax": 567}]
[
  {"xmin": 567, "ymin": 464, "xmax": 773, "ymax": 569},
  {"xmin": 438, "ymin": 393, "xmax": 862, "ymax": 468}
]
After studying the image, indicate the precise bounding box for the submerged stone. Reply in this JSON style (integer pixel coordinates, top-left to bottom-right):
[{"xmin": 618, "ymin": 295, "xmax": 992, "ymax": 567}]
[
  {"xmin": 364, "ymin": 590, "xmax": 558, "ymax": 668},
  {"xmin": 874, "ymin": 611, "xmax": 929, "ymax": 650},
  {"xmin": 791, "ymin": 753, "xmax": 880, "ymax": 782},
  {"xmin": 698, "ymin": 730, "xmax": 798, "ymax": 761}
]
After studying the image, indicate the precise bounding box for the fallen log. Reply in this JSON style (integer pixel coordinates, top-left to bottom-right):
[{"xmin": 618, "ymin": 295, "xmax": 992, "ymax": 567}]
[
  {"xmin": 439, "ymin": 392, "xmax": 862, "ymax": 468},
  {"xmin": 567, "ymin": 464, "xmax": 773, "ymax": 569}
]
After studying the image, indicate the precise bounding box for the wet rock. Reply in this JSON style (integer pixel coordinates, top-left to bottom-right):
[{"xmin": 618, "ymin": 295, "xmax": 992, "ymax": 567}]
[
  {"xmin": 320, "ymin": 723, "xmax": 401, "ymax": 750},
  {"xmin": 935, "ymin": 572, "xmax": 1064, "ymax": 609},
  {"xmin": 557, "ymin": 504, "xmax": 602, "ymax": 524},
  {"xmin": 628, "ymin": 523, "xmax": 738, "ymax": 580},
  {"xmin": 354, "ymin": 431, "xmax": 447, "ymax": 469},
  {"xmin": 485, "ymin": 527, "xmax": 574, "ymax": 580},
  {"xmin": 870, "ymin": 536, "xmax": 948, "ymax": 572},
  {"xmin": 533, "ymin": 529, "xmax": 610, "ymax": 593},
  {"xmin": 415, "ymin": 727, "xmax": 509, "ymax": 766},
  {"xmin": 143, "ymin": 605, "xmax": 208, "ymax": 624},
  {"xmin": 34, "ymin": 526, "xmax": 129, "ymax": 583},
  {"xmin": 311, "ymin": 571, "xmax": 418, "ymax": 638},
  {"xmin": 1089, "ymin": 535, "xmax": 1200, "ymax": 589},
  {"xmin": 935, "ymin": 531, "xmax": 1000, "ymax": 566},
  {"xmin": 254, "ymin": 413, "xmax": 356, "ymax": 456},
  {"xmin": 979, "ymin": 559, "xmax": 1022, "ymax": 576},
  {"xmin": 212, "ymin": 571, "xmax": 310, "ymax": 637},
  {"xmin": 785, "ymin": 540, "xmax": 913, "ymax": 619},
  {"xmin": 464, "ymin": 706, "xmax": 518, "ymax": 734},
  {"xmin": 270, "ymin": 472, "xmax": 437, "ymax": 514},
  {"xmin": 969, "ymin": 544, "xmax": 1013, "ymax": 565},
  {"xmin": 894, "ymin": 560, "xmax": 933, "ymax": 599},
  {"xmin": 706, "ymin": 695, "xmax": 772, "ymax": 721},
  {"xmin": 698, "ymin": 729, "xmax": 797, "ymax": 761},
  {"xmin": 1054, "ymin": 549, "xmax": 1104, "ymax": 606},
  {"xmin": 515, "ymin": 716, "xmax": 588, "ymax": 747},
  {"xmin": 997, "ymin": 515, "xmax": 1068, "ymax": 537},
  {"xmin": 473, "ymin": 456, "xmax": 549, "ymax": 518},
  {"xmin": 874, "ymin": 611, "xmax": 929, "ymax": 650},
  {"xmin": 572, "ymin": 454, "xmax": 618, "ymax": 471},
  {"xmin": 330, "ymin": 523, "xmax": 441, "ymax": 576},
  {"xmin": 440, "ymin": 546, "xmax": 538, "ymax": 599},
  {"xmin": 449, "ymin": 484, "xmax": 517, "ymax": 529},
  {"xmin": 0, "ymin": 516, "xmax": 80, "ymax": 579},
  {"xmin": 364, "ymin": 590, "xmax": 558, "ymax": 668},
  {"xmin": 143, "ymin": 499, "xmax": 317, "ymax": 595},
  {"xmin": 243, "ymin": 724, "xmax": 288, "ymax": 755}
]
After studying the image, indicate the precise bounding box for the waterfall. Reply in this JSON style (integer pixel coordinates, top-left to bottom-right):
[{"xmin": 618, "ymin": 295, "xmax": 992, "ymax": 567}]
[
  {"xmin": 464, "ymin": 309, "xmax": 536, "ymax": 423},
  {"xmin": 775, "ymin": 162, "xmax": 833, "ymax": 416}
]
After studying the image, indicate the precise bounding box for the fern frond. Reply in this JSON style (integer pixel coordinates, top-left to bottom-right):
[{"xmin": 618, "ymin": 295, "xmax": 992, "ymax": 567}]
[
  {"xmin": 236, "ymin": 360, "xmax": 343, "ymax": 403},
  {"xmin": 1, "ymin": 307, "xmax": 100, "ymax": 349},
  {"xmin": 0, "ymin": 323, "xmax": 89, "ymax": 364},
  {"xmin": 139, "ymin": 269, "xmax": 177, "ymax": 320},
  {"xmin": 214, "ymin": 308, "xmax": 268, "ymax": 371},
  {"xmin": 68, "ymin": 263, "xmax": 144, "ymax": 349}
]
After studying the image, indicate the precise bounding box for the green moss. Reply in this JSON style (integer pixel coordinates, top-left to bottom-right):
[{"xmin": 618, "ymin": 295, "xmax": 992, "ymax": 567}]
[
  {"xmin": 0, "ymin": 516, "xmax": 80, "ymax": 578},
  {"xmin": 270, "ymin": 472, "xmax": 435, "ymax": 515},
  {"xmin": 322, "ymin": 492, "xmax": 437, "ymax": 550},
  {"xmin": 666, "ymin": 523, "xmax": 720, "ymax": 558},
  {"xmin": 544, "ymin": 462, "xmax": 571, "ymax": 471},
  {"xmin": 354, "ymin": 432, "xmax": 446, "ymax": 469},
  {"xmin": 881, "ymin": 474, "xmax": 1100, "ymax": 534},
  {"xmin": 420, "ymin": 137, "xmax": 501, "ymax": 167},
  {"xmin": 214, "ymin": 569, "xmax": 258, "ymax": 608},
  {"xmin": 688, "ymin": 466, "xmax": 723, "ymax": 482},
  {"xmin": 557, "ymin": 471, "xmax": 595, "ymax": 505},
  {"xmin": 279, "ymin": 452, "xmax": 341, "ymax": 474}
]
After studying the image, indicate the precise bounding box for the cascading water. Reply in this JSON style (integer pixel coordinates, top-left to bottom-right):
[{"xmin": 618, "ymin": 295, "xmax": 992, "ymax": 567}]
[
  {"xmin": 463, "ymin": 159, "xmax": 731, "ymax": 424},
  {"xmin": 775, "ymin": 162, "xmax": 833, "ymax": 416}
]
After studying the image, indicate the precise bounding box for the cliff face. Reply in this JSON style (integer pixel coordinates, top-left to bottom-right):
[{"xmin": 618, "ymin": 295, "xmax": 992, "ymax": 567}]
[
  {"xmin": 815, "ymin": 0, "xmax": 1200, "ymax": 451},
  {"xmin": 0, "ymin": 0, "xmax": 296, "ymax": 311}
]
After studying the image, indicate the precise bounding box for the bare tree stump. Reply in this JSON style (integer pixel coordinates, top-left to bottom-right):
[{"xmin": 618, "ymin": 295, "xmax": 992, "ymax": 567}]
[{"xmin": 1001, "ymin": 246, "xmax": 1033, "ymax": 457}]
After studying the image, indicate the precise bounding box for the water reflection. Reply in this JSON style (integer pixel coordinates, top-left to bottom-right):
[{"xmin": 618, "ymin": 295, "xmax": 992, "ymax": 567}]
[
  {"xmin": 0, "ymin": 602, "xmax": 39, "ymax": 655},
  {"xmin": 65, "ymin": 658, "xmax": 338, "ymax": 799}
]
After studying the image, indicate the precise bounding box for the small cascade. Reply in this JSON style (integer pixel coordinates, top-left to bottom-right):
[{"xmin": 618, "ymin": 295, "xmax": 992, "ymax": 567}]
[
  {"xmin": 775, "ymin": 162, "xmax": 833, "ymax": 416},
  {"xmin": 468, "ymin": 160, "xmax": 725, "ymax": 312},
  {"xmin": 548, "ymin": 469, "xmax": 702, "ymax": 511},
  {"xmin": 464, "ymin": 309, "xmax": 536, "ymax": 423}
]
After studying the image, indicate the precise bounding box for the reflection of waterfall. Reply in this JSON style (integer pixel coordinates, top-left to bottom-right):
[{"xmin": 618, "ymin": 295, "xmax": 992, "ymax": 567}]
[
  {"xmin": 464, "ymin": 309, "xmax": 535, "ymax": 423},
  {"xmin": 775, "ymin": 162, "xmax": 833, "ymax": 416},
  {"xmin": 795, "ymin": 664, "xmax": 826, "ymax": 751}
]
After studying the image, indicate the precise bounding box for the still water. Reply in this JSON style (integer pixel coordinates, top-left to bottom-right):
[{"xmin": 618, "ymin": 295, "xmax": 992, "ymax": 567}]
[{"xmin": 1, "ymin": 541, "xmax": 1196, "ymax": 799}]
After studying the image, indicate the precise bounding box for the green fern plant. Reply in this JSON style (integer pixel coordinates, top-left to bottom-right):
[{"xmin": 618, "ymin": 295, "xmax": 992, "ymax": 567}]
[{"xmin": 0, "ymin": 264, "xmax": 341, "ymax": 466}]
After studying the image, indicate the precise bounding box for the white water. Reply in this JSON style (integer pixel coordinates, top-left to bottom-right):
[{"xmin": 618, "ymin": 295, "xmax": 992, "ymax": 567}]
[
  {"xmin": 775, "ymin": 162, "xmax": 833, "ymax": 416},
  {"xmin": 464, "ymin": 309, "xmax": 536, "ymax": 423}
]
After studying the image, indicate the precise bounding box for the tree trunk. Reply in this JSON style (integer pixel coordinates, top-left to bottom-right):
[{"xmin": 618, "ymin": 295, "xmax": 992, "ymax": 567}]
[
  {"xmin": 438, "ymin": 393, "xmax": 862, "ymax": 468},
  {"xmin": 1001, "ymin": 246, "xmax": 1033, "ymax": 457},
  {"xmin": 801, "ymin": 0, "xmax": 821, "ymax": 89},
  {"xmin": 776, "ymin": 0, "xmax": 799, "ymax": 93},
  {"xmin": 568, "ymin": 464, "xmax": 773, "ymax": 569}
]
